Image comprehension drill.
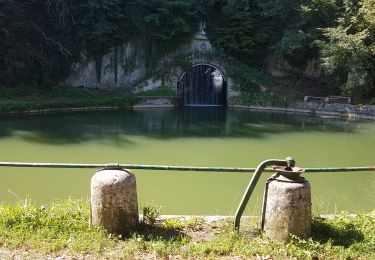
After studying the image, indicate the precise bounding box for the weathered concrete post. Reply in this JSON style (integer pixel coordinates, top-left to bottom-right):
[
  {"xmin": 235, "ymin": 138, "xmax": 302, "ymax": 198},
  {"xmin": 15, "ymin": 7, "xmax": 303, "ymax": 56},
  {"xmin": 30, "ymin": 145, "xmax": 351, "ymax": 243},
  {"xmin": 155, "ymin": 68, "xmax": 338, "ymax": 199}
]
[
  {"xmin": 262, "ymin": 167, "xmax": 311, "ymax": 242},
  {"xmin": 90, "ymin": 168, "xmax": 138, "ymax": 234}
]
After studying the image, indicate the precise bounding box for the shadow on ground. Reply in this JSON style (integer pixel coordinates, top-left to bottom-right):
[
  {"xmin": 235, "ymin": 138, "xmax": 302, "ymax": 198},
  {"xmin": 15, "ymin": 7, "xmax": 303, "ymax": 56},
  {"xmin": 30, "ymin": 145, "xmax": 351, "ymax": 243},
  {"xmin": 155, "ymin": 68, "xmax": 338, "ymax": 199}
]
[
  {"xmin": 125, "ymin": 223, "xmax": 189, "ymax": 241},
  {"xmin": 312, "ymin": 217, "xmax": 365, "ymax": 247}
]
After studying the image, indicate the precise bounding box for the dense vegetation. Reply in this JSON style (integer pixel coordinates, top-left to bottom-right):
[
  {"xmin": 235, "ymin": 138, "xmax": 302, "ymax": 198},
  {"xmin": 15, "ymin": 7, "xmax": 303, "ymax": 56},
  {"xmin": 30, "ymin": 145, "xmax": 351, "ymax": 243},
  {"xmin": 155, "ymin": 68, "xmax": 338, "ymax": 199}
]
[
  {"xmin": 0, "ymin": 199, "xmax": 374, "ymax": 258},
  {"xmin": 0, "ymin": 85, "xmax": 134, "ymax": 113},
  {"xmin": 0, "ymin": 0, "xmax": 374, "ymax": 100},
  {"xmin": 319, "ymin": 0, "xmax": 375, "ymax": 98}
]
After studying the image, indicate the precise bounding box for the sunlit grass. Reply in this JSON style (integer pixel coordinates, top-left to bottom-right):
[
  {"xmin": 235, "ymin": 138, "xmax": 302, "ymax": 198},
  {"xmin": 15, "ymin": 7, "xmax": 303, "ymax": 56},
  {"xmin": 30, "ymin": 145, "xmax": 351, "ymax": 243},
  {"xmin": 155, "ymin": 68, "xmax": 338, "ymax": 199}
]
[
  {"xmin": 0, "ymin": 199, "xmax": 374, "ymax": 259},
  {"xmin": 0, "ymin": 199, "xmax": 112, "ymax": 254}
]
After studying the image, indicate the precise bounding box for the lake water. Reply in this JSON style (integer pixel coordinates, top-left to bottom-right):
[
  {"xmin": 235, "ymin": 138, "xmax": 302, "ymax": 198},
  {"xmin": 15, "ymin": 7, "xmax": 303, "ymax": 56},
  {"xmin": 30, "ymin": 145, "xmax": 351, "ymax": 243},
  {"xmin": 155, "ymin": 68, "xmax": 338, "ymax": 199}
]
[{"xmin": 0, "ymin": 107, "xmax": 374, "ymax": 215}]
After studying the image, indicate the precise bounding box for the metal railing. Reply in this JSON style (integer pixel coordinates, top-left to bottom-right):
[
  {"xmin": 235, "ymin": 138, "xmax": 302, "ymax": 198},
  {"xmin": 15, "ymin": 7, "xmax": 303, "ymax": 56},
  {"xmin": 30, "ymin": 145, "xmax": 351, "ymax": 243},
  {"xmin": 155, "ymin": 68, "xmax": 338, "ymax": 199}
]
[
  {"xmin": 304, "ymin": 95, "xmax": 352, "ymax": 104},
  {"xmin": 1, "ymin": 159, "xmax": 374, "ymax": 230},
  {"xmin": 0, "ymin": 161, "xmax": 374, "ymax": 173}
]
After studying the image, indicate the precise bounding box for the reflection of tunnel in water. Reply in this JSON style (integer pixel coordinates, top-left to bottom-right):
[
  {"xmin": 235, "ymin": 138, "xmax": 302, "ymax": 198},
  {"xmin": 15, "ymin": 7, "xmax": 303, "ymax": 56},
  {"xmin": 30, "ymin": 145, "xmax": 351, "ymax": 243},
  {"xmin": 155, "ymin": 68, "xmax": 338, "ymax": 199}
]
[{"xmin": 178, "ymin": 65, "xmax": 227, "ymax": 106}]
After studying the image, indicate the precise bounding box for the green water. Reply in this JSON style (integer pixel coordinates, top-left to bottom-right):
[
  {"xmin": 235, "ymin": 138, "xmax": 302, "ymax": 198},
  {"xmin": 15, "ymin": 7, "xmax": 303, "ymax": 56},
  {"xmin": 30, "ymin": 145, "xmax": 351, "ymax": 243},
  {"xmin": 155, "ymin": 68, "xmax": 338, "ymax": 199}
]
[{"xmin": 0, "ymin": 108, "xmax": 374, "ymax": 215}]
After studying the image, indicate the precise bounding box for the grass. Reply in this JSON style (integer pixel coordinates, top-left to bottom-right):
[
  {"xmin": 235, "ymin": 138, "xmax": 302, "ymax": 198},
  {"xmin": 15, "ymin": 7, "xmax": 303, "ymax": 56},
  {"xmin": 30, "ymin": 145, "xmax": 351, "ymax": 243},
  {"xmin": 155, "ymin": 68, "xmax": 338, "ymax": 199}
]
[
  {"xmin": 0, "ymin": 199, "xmax": 111, "ymax": 253},
  {"xmin": 0, "ymin": 85, "xmax": 135, "ymax": 113},
  {"xmin": 0, "ymin": 85, "xmax": 179, "ymax": 113},
  {"xmin": 0, "ymin": 199, "xmax": 374, "ymax": 259}
]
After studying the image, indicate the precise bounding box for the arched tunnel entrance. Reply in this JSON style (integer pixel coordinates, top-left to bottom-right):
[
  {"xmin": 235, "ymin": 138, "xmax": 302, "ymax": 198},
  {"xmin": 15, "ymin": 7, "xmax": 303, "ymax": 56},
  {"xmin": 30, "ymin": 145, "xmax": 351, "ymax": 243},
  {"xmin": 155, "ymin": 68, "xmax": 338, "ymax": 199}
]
[{"xmin": 177, "ymin": 64, "xmax": 227, "ymax": 106}]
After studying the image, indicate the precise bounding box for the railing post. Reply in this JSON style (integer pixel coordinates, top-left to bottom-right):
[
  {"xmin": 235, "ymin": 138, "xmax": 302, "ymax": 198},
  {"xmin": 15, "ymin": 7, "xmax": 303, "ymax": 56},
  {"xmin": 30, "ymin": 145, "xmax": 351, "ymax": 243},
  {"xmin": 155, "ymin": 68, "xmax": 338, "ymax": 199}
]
[
  {"xmin": 90, "ymin": 168, "xmax": 138, "ymax": 233},
  {"xmin": 262, "ymin": 166, "xmax": 311, "ymax": 242}
]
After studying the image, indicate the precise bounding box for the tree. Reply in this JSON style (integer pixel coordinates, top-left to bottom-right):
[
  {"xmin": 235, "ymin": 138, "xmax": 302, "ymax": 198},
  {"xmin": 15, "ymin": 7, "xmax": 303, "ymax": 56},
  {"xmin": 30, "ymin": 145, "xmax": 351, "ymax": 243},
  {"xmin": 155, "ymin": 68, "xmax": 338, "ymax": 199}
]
[
  {"xmin": 320, "ymin": 0, "xmax": 375, "ymax": 98},
  {"xmin": 0, "ymin": 0, "xmax": 203, "ymax": 87},
  {"xmin": 206, "ymin": 0, "xmax": 274, "ymax": 65}
]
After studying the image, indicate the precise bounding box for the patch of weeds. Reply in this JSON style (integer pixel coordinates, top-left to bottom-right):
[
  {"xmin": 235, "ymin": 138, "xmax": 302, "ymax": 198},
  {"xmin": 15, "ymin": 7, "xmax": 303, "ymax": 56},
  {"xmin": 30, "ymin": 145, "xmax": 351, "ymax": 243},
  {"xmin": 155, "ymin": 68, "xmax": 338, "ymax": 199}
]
[
  {"xmin": 285, "ymin": 235, "xmax": 322, "ymax": 259},
  {"xmin": 126, "ymin": 229, "xmax": 191, "ymax": 258},
  {"xmin": 191, "ymin": 231, "xmax": 241, "ymax": 257},
  {"xmin": 185, "ymin": 217, "xmax": 205, "ymax": 231},
  {"xmin": 238, "ymin": 217, "xmax": 261, "ymax": 237},
  {"xmin": 141, "ymin": 202, "xmax": 161, "ymax": 226},
  {"xmin": 163, "ymin": 218, "xmax": 184, "ymax": 229}
]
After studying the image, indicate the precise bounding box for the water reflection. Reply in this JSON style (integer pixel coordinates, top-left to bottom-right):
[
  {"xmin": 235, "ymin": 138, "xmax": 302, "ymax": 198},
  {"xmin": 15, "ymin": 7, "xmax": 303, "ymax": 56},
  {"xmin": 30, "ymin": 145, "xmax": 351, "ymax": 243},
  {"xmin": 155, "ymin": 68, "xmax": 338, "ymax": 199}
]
[
  {"xmin": 0, "ymin": 107, "xmax": 374, "ymax": 214},
  {"xmin": 0, "ymin": 107, "xmax": 363, "ymax": 144}
]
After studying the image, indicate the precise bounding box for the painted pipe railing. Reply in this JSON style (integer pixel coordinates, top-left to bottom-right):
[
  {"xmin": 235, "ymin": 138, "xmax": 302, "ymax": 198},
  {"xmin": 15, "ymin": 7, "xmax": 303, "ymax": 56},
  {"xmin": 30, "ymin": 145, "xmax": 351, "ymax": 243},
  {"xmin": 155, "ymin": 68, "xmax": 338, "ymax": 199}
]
[
  {"xmin": 0, "ymin": 162, "xmax": 374, "ymax": 173},
  {"xmin": 1, "ymin": 160, "xmax": 374, "ymax": 231},
  {"xmin": 0, "ymin": 162, "xmax": 264, "ymax": 172}
]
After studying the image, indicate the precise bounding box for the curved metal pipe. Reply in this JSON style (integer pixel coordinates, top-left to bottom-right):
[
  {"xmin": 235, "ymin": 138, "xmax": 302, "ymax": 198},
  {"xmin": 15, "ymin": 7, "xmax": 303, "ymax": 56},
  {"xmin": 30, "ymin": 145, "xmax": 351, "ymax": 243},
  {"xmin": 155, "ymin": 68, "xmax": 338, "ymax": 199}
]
[
  {"xmin": 260, "ymin": 175, "xmax": 277, "ymax": 230},
  {"xmin": 234, "ymin": 158, "xmax": 294, "ymax": 230}
]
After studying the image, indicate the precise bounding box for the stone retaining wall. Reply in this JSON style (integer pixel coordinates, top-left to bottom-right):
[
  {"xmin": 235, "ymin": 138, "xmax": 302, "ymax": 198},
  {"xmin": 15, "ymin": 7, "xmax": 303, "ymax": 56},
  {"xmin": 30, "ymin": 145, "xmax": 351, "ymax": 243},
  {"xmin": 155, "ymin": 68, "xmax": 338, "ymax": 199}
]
[
  {"xmin": 292, "ymin": 102, "xmax": 375, "ymax": 117},
  {"xmin": 231, "ymin": 103, "xmax": 375, "ymax": 120}
]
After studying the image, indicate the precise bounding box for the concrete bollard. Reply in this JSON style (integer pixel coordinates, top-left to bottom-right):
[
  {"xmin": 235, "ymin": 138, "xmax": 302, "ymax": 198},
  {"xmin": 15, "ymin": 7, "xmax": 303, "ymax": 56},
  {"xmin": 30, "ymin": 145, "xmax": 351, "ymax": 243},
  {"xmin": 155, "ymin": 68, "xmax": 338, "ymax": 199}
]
[
  {"xmin": 262, "ymin": 169, "xmax": 311, "ymax": 242},
  {"xmin": 90, "ymin": 168, "xmax": 138, "ymax": 234}
]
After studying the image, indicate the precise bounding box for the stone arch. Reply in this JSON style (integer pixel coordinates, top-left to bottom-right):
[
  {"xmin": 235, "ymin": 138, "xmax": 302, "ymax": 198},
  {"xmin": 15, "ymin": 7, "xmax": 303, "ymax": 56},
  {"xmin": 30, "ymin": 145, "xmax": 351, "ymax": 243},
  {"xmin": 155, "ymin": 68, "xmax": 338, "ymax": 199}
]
[
  {"xmin": 178, "ymin": 63, "xmax": 228, "ymax": 82},
  {"xmin": 177, "ymin": 63, "xmax": 228, "ymax": 106}
]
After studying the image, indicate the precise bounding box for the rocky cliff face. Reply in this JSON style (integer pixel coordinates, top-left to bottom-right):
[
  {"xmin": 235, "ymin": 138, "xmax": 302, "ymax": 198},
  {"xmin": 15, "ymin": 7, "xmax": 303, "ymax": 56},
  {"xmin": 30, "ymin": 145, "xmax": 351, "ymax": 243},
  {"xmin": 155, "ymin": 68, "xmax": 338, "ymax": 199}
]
[
  {"xmin": 64, "ymin": 25, "xmax": 232, "ymax": 94},
  {"xmin": 266, "ymin": 54, "xmax": 322, "ymax": 79},
  {"xmin": 66, "ymin": 39, "xmax": 147, "ymax": 90}
]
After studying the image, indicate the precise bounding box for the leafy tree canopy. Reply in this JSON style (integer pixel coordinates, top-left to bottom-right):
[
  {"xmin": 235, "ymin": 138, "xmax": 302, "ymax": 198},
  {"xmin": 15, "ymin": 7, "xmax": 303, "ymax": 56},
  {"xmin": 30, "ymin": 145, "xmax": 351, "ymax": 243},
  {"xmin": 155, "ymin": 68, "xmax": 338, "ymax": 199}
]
[
  {"xmin": 0, "ymin": 0, "xmax": 374, "ymax": 98},
  {"xmin": 319, "ymin": 0, "xmax": 375, "ymax": 97}
]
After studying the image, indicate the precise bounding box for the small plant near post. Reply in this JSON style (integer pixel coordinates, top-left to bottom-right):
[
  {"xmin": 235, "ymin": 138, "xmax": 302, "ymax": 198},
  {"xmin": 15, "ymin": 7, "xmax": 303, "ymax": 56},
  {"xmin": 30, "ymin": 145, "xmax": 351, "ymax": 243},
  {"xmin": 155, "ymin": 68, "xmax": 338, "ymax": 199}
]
[
  {"xmin": 141, "ymin": 202, "xmax": 161, "ymax": 226},
  {"xmin": 163, "ymin": 218, "xmax": 184, "ymax": 229}
]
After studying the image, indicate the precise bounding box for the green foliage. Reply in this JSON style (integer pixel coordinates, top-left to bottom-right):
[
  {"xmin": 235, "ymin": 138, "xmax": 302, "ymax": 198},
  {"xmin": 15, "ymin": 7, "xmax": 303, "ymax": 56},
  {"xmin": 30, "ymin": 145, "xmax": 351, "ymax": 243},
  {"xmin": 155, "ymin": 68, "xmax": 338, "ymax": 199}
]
[
  {"xmin": 270, "ymin": 0, "xmax": 338, "ymax": 67},
  {"xmin": 162, "ymin": 218, "xmax": 185, "ymax": 229},
  {"xmin": 205, "ymin": 0, "xmax": 338, "ymax": 71},
  {"xmin": 227, "ymin": 63, "xmax": 268, "ymax": 94},
  {"xmin": 0, "ymin": 0, "xmax": 77, "ymax": 86},
  {"xmin": 258, "ymin": 0, "xmax": 303, "ymax": 20},
  {"xmin": 141, "ymin": 202, "xmax": 161, "ymax": 226},
  {"xmin": 0, "ymin": 86, "xmax": 134, "ymax": 113},
  {"xmin": 210, "ymin": 10, "xmax": 272, "ymax": 63},
  {"xmin": 319, "ymin": 0, "xmax": 375, "ymax": 98},
  {"xmin": 184, "ymin": 217, "xmax": 205, "ymax": 231},
  {"xmin": 0, "ymin": 0, "xmax": 373, "ymax": 100},
  {"xmin": 0, "ymin": 0, "xmax": 201, "ymax": 87}
]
